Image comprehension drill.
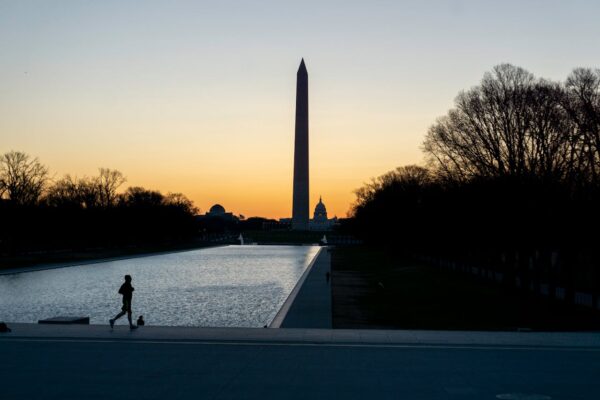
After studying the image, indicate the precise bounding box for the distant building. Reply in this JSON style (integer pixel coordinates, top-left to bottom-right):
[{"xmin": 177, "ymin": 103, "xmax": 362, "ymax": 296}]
[
  {"xmin": 202, "ymin": 204, "xmax": 238, "ymax": 222},
  {"xmin": 279, "ymin": 196, "xmax": 337, "ymax": 231},
  {"xmin": 308, "ymin": 196, "xmax": 337, "ymax": 231}
]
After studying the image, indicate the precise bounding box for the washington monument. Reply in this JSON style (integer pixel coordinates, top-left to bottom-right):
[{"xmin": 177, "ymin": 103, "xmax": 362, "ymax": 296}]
[{"xmin": 292, "ymin": 59, "xmax": 309, "ymax": 230}]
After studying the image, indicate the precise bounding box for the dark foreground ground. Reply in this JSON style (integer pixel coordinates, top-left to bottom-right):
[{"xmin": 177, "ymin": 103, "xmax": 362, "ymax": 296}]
[
  {"xmin": 2, "ymin": 325, "xmax": 600, "ymax": 400},
  {"xmin": 331, "ymin": 247, "xmax": 600, "ymax": 331},
  {"xmin": 3, "ymin": 245, "xmax": 600, "ymax": 399}
]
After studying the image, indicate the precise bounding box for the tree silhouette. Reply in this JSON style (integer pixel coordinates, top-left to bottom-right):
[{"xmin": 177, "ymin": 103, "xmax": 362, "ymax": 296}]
[
  {"xmin": 0, "ymin": 151, "xmax": 48, "ymax": 206},
  {"xmin": 0, "ymin": 153, "xmax": 201, "ymax": 258},
  {"xmin": 350, "ymin": 64, "xmax": 600, "ymax": 299},
  {"xmin": 423, "ymin": 64, "xmax": 575, "ymax": 182},
  {"xmin": 96, "ymin": 168, "xmax": 126, "ymax": 208},
  {"xmin": 563, "ymin": 68, "xmax": 600, "ymax": 184}
]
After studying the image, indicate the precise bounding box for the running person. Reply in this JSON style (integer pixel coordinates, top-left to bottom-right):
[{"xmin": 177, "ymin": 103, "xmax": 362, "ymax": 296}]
[{"xmin": 110, "ymin": 275, "xmax": 137, "ymax": 329}]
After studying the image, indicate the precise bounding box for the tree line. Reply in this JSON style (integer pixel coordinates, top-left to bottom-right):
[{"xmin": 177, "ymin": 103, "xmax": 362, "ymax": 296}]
[
  {"xmin": 349, "ymin": 64, "xmax": 600, "ymax": 297},
  {"xmin": 0, "ymin": 152, "xmax": 199, "ymax": 256}
]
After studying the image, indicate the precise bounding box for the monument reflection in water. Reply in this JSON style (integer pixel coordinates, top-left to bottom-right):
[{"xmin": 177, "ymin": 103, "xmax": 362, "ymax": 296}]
[{"xmin": 0, "ymin": 245, "xmax": 320, "ymax": 327}]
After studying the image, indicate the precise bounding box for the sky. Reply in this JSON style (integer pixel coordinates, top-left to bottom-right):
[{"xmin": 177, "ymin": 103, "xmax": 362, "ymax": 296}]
[{"xmin": 2, "ymin": 0, "xmax": 600, "ymax": 219}]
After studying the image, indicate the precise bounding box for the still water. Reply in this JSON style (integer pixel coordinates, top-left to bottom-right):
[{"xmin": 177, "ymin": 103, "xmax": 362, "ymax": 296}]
[{"xmin": 0, "ymin": 245, "xmax": 320, "ymax": 327}]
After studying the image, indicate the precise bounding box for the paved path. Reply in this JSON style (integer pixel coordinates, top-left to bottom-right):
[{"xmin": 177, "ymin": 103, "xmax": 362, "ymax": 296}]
[
  {"xmin": 275, "ymin": 248, "xmax": 332, "ymax": 328},
  {"xmin": 4, "ymin": 323, "xmax": 600, "ymax": 348},
  {"xmin": 2, "ymin": 324, "xmax": 600, "ymax": 399}
]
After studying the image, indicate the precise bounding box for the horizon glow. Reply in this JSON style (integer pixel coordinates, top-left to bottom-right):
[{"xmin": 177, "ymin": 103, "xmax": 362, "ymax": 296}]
[{"xmin": 2, "ymin": 1, "xmax": 600, "ymax": 218}]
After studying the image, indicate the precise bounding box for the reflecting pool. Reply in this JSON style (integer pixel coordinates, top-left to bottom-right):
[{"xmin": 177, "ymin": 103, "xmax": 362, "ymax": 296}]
[{"xmin": 0, "ymin": 245, "xmax": 320, "ymax": 327}]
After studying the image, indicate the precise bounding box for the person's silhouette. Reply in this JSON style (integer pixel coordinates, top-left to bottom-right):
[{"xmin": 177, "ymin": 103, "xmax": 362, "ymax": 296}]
[{"xmin": 110, "ymin": 275, "xmax": 137, "ymax": 330}]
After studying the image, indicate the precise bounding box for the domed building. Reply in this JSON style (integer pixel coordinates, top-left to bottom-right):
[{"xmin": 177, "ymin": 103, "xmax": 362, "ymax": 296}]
[
  {"xmin": 203, "ymin": 204, "xmax": 238, "ymax": 221},
  {"xmin": 312, "ymin": 197, "xmax": 328, "ymax": 222},
  {"xmin": 308, "ymin": 196, "xmax": 338, "ymax": 231},
  {"xmin": 207, "ymin": 204, "xmax": 226, "ymax": 216}
]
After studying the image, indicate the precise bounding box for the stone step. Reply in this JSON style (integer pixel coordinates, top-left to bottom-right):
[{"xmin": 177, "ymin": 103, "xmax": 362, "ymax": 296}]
[{"xmin": 38, "ymin": 316, "xmax": 90, "ymax": 325}]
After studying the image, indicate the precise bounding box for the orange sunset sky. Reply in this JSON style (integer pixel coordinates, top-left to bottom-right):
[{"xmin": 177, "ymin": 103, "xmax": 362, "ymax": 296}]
[{"xmin": 3, "ymin": 1, "xmax": 599, "ymax": 218}]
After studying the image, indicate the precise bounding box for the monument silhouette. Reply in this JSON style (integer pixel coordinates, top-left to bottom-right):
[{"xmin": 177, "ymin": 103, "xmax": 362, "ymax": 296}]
[{"xmin": 292, "ymin": 59, "xmax": 309, "ymax": 230}]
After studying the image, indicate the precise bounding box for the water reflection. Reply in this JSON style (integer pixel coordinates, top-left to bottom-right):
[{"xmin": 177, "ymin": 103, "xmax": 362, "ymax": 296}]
[{"xmin": 0, "ymin": 245, "xmax": 320, "ymax": 327}]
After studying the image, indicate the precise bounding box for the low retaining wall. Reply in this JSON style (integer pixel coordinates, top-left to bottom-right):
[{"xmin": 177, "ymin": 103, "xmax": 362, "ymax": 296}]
[{"xmin": 423, "ymin": 255, "xmax": 600, "ymax": 311}]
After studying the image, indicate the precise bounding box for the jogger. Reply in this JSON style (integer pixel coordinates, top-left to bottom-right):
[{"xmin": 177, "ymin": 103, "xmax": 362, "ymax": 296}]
[{"xmin": 110, "ymin": 275, "xmax": 137, "ymax": 329}]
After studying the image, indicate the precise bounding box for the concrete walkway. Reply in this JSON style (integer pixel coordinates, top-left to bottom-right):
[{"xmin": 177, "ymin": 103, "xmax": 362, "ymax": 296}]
[
  {"xmin": 4, "ymin": 323, "xmax": 600, "ymax": 348},
  {"xmin": 2, "ymin": 324, "xmax": 600, "ymax": 400},
  {"xmin": 273, "ymin": 248, "xmax": 332, "ymax": 328}
]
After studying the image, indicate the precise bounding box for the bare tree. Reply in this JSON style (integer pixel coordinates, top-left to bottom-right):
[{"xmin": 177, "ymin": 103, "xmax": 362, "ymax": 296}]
[
  {"xmin": 0, "ymin": 151, "xmax": 49, "ymax": 205},
  {"xmin": 45, "ymin": 175, "xmax": 104, "ymax": 209},
  {"xmin": 526, "ymin": 80, "xmax": 576, "ymax": 182},
  {"xmin": 78, "ymin": 178, "xmax": 103, "ymax": 208},
  {"xmin": 352, "ymin": 165, "xmax": 431, "ymax": 216},
  {"xmin": 563, "ymin": 68, "xmax": 600, "ymax": 184},
  {"xmin": 47, "ymin": 169, "xmax": 125, "ymax": 209},
  {"xmin": 118, "ymin": 189, "xmax": 198, "ymax": 214},
  {"xmin": 164, "ymin": 192, "xmax": 199, "ymax": 215},
  {"xmin": 423, "ymin": 64, "xmax": 572, "ymax": 182},
  {"xmin": 44, "ymin": 175, "xmax": 82, "ymax": 208},
  {"xmin": 95, "ymin": 168, "xmax": 126, "ymax": 208},
  {"xmin": 119, "ymin": 186, "xmax": 164, "ymax": 208}
]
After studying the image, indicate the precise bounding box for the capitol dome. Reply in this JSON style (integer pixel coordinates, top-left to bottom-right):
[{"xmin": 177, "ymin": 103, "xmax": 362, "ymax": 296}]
[
  {"xmin": 313, "ymin": 196, "xmax": 328, "ymax": 220},
  {"xmin": 307, "ymin": 196, "xmax": 337, "ymax": 231},
  {"xmin": 209, "ymin": 204, "xmax": 226, "ymax": 215}
]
